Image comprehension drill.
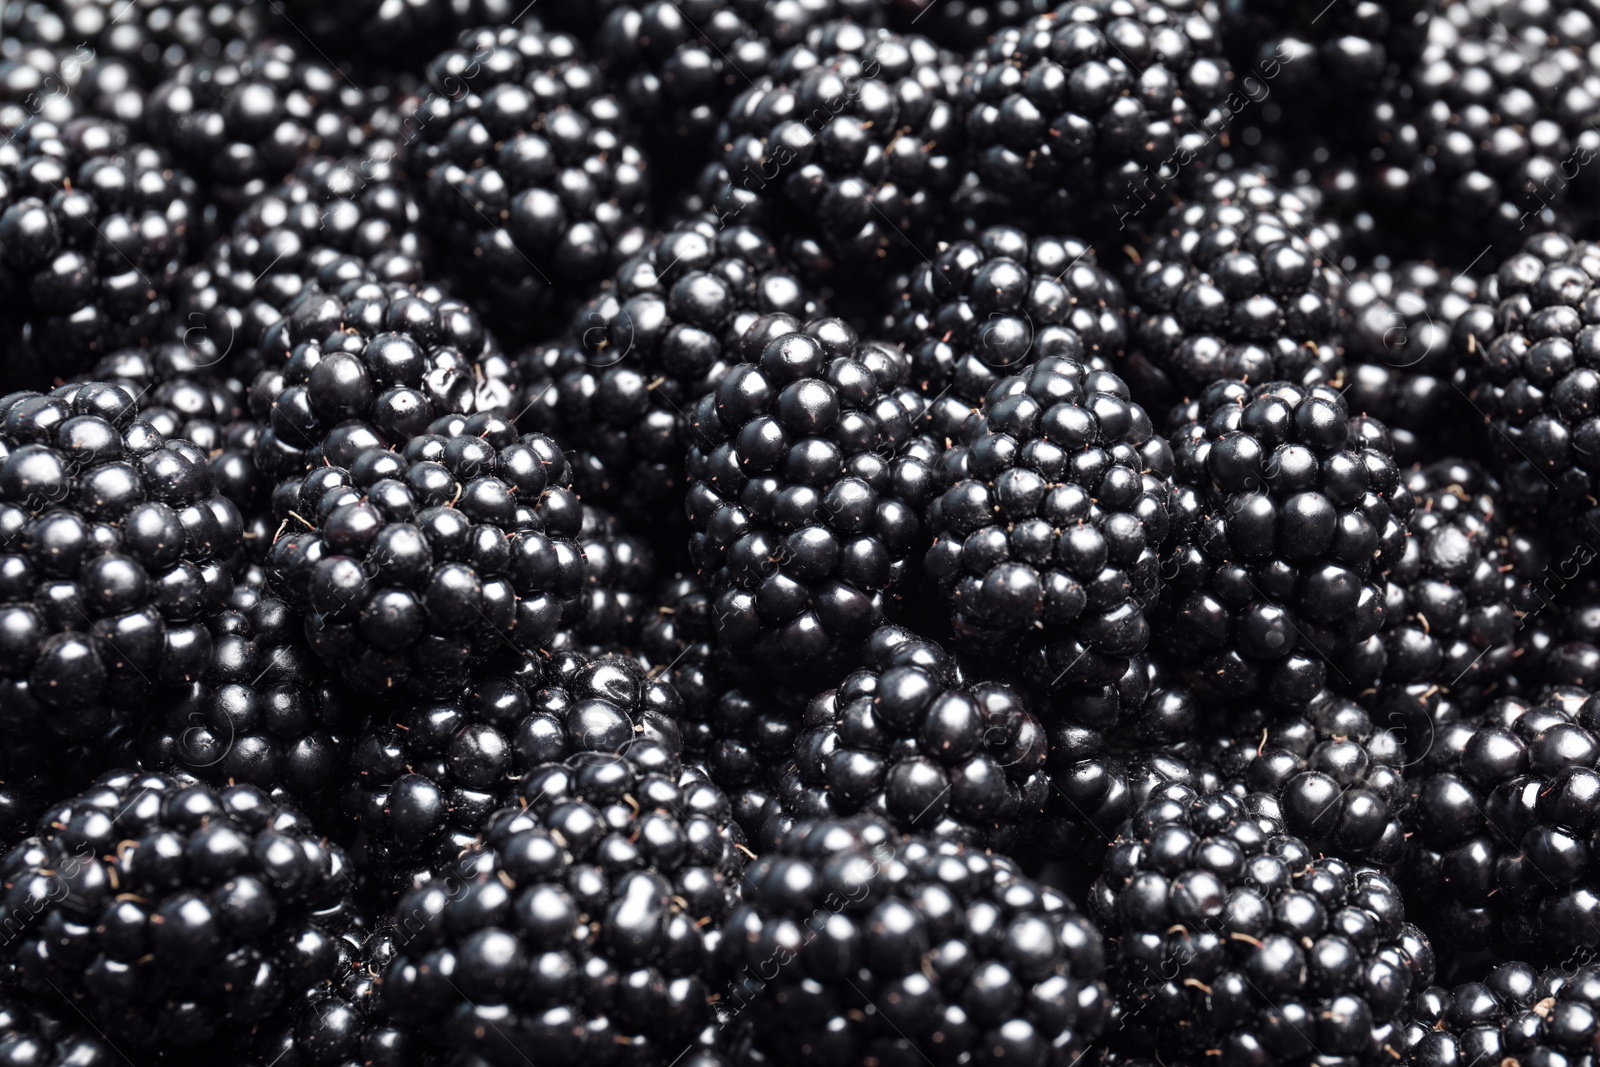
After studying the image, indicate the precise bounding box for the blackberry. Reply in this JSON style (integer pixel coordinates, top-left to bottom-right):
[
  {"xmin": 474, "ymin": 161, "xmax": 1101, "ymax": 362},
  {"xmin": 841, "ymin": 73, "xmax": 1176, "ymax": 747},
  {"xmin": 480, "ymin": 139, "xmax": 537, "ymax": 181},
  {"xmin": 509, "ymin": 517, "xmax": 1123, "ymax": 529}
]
[
  {"xmin": 146, "ymin": 39, "xmax": 413, "ymax": 219},
  {"xmin": 238, "ymin": 922, "xmax": 413, "ymax": 1067},
  {"xmin": 0, "ymin": 985, "xmax": 118, "ymax": 1065},
  {"xmin": 407, "ymin": 21, "xmax": 651, "ymax": 330},
  {"xmin": 683, "ymin": 316, "xmax": 939, "ymax": 674},
  {"xmin": 1127, "ymin": 167, "xmax": 1344, "ymax": 404},
  {"xmin": 889, "ymin": 224, "xmax": 1130, "ymax": 441},
  {"xmin": 1403, "ymin": 962, "xmax": 1600, "ymax": 1067},
  {"xmin": 923, "ymin": 356, "xmax": 1174, "ymax": 687},
  {"xmin": 345, "ymin": 647, "xmax": 685, "ymax": 883},
  {"xmin": 1455, "ymin": 232, "xmax": 1600, "ymax": 531},
  {"xmin": 265, "ymin": 416, "xmax": 583, "ymax": 692},
  {"xmin": 1344, "ymin": 460, "xmax": 1528, "ymax": 709},
  {"xmin": 1339, "ymin": 260, "xmax": 1481, "ymax": 464},
  {"xmin": 1204, "ymin": 687, "xmax": 1409, "ymax": 865},
  {"xmin": 1, "ymin": 770, "xmax": 354, "ymax": 1049},
  {"xmin": 554, "ymin": 503, "xmax": 657, "ymax": 652},
  {"xmin": 381, "ymin": 742, "xmax": 747, "ymax": 1064},
  {"xmin": 708, "ymin": 20, "xmax": 962, "ymax": 267},
  {"xmin": 0, "ymin": 116, "xmax": 200, "ymax": 388},
  {"xmin": 765, "ymin": 624, "xmax": 1049, "ymax": 851},
  {"xmin": 172, "ymin": 150, "xmax": 470, "ymax": 399},
  {"xmin": 0, "ymin": 381, "xmax": 243, "ymax": 743},
  {"xmin": 1029, "ymin": 664, "xmax": 1220, "ymax": 863},
  {"xmin": 636, "ymin": 571, "xmax": 794, "ymax": 835},
  {"xmin": 131, "ymin": 580, "xmax": 360, "ymax": 807},
  {"xmin": 17, "ymin": 0, "xmax": 262, "ymax": 85},
  {"xmin": 722, "ymin": 816, "xmax": 1110, "ymax": 1067},
  {"xmin": 962, "ymin": 0, "xmax": 1234, "ymax": 230},
  {"xmin": 1160, "ymin": 379, "xmax": 1412, "ymax": 705},
  {"xmin": 0, "ymin": 36, "xmax": 147, "ymax": 134},
  {"xmin": 1366, "ymin": 0, "xmax": 1600, "ymax": 252},
  {"xmin": 1090, "ymin": 787, "xmax": 1435, "ymax": 1065},
  {"xmin": 1402, "ymin": 684, "xmax": 1600, "ymax": 956},
  {"xmin": 516, "ymin": 212, "xmax": 823, "ymax": 526}
]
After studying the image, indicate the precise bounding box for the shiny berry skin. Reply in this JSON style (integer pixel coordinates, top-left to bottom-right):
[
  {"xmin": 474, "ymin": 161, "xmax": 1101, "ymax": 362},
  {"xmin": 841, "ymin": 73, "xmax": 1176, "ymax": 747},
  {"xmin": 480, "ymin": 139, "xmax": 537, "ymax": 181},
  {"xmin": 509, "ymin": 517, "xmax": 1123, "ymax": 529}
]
[
  {"xmin": 925, "ymin": 355, "xmax": 1173, "ymax": 686},
  {"xmin": 684, "ymin": 317, "xmax": 938, "ymax": 675},
  {"xmin": 145, "ymin": 39, "xmax": 412, "ymax": 220},
  {"xmin": 549, "ymin": 503, "xmax": 657, "ymax": 654},
  {"xmin": 0, "ymin": 770, "xmax": 353, "ymax": 1050},
  {"xmin": 0, "ymin": 116, "xmax": 199, "ymax": 387},
  {"xmin": 964, "ymin": 0, "xmax": 1234, "ymax": 227},
  {"xmin": 1091, "ymin": 787, "xmax": 1435, "ymax": 1064},
  {"xmin": 1344, "ymin": 460, "xmax": 1531, "ymax": 708},
  {"xmin": 346, "ymin": 646, "xmax": 687, "ymax": 884},
  {"xmin": 1457, "ymin": 233, "xmax": 1600, "ymax": 529},
  {"xmin": 724, "ymin": 816, "xmax": 1110, "ymax": 1067},
  {"xmin": 0, "ymin": 381, "xmax": 242, "ymax": 740},
  {"xmin": 1402, "ymin": 683, "xmax": 1600, "ymax": 957},
  {"xmin": 1206, "ymin": 687, "xmax": 1409, "ymax": 865},
  {"xmin": 766, "ymin": 625, "xmax": 1049, "ymax": 851},
  {"xmin": 382, "ymin": 742, "xmax": 747, "ymax": 1063},
  {"xmin": 891, "ymin": 225, "xmax": 1130, "ymax": 441},
  {"xmin": 708, "ymin": 20, "xmax": 961, "ymax": 266},
  {"xmin": 132, "ymin": 572, "xmax": 356, "ymax": 805},
  {"xmin": 407, "ymin": 22, "xmax": 651, "ymax": 330},
  {"xmin": 1402, "ymin": 962, "xmax": 1600, "ymax": 1066},
  {"xmin": 1340, "ymin": 262, "xmax": 1482, "ymax": 465},
  {"xmin": 1161, "ymin": 379, "xmax": 1412, "ymax": 706},
  {"xmin": 0, "ymin": 985, "xmax": 118, "ymax": 1066},
  {"xmin": 265, "ymin": 414, "xmax": 583, "ymax": 691},
  {"xmin": 1128, "ymin": 168, "xmax": 1344, "ymax": 403},
  {"xmin": 518, "ymin": 212, "xmax": 823, "ymax": 526}
]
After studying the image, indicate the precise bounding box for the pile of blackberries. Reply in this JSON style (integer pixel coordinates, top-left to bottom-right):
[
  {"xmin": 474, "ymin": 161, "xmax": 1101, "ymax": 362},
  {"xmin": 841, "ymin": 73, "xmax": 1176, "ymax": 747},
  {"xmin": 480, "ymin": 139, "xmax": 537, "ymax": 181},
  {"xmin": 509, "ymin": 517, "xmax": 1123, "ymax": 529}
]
[{"xmin": 2, "ymin": 0, "xmax": 1598, "ymax": 1063}]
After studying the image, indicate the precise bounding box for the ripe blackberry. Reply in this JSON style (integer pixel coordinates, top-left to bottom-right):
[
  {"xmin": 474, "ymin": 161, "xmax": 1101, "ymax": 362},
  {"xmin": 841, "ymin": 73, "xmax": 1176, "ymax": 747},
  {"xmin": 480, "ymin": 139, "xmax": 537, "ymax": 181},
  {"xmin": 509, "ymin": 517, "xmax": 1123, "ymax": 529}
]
[
  {"xmin": 1367, "ymin": 0, "xmax": 1600, "ymax": 252},
  {"xmin": 1161, "ymin": 379, "xmax": 1412, "ymax": 705},
  {"xmin": 1339, "ymin": 260, "xmax": 1481, "ymax": 464},
  {"xmin": 1205, "ymin": 687, "xmax": 1409, "ymax": 865},
  {"xmin": 1403, "ymin": 962, "xmax": 1600, "ymax": 1067},
  {"xmin": 635, "ymin": 571, "xmax": 791, "ymax": 834},
  {"xmin": 346, "ymin": 647, "xmax": 685, "ymax": 883},
  {"xmin": 265, "ymin": 416, "xmax": 583, "ymax": 692},
  {"xmin": 131, "ymin": 582, "xmax": 360, "ymax": 807},
  {"xmin": 889, "ymin": 225, "xmax": 1130, "ymax": 441},
  {"xmin": 1, "ymin": 770, "xmax": 354, "ymax": 1049},
  {"xmin": 146, "ymin": 39, "xmax": 412, "ymax": 219},
  {"xmin": 382, "ymin": 742, "xmax": 747, "ymax": 1064},
  {"xmin": 516, "ymin": 213, "xmax": 823, "ymax": 526},
  {"xmin": 18, "ymin": 0, "xmax": 261, "ymax": 85},
  {"xmin": 1029, "ymin": 664, "xmax": 1220, "ymax": 862},
  {"xmin": 1127, "ymin": 167, "xmax": 1344, "ymax": 404},
  {"xmin": 683, "ymin": 316, "xmax": 939, "ymax": 674},
  {"xmin": 709, "ymin": 21, "xmax": 962, "ymax": 267},
  {"xmin": 239, "ymin": 922, "xmax": 413, "ymax": 1067},
  {"xmin": 722, "ymin": 816, "xmax": 1110, "ymax": 1067},
  {"xmin": 0, "ymin": 116, "xmax": 200, "ymax": 387},
  {"xmin": 1403, "ymin": 685, "xmax": 1600, "ymax": 955},
  {"xmin": 924, "ymin": 356, "xmax": 1173, "ymax": 694},
  {"xmin": 1456, "ymin": 232, "xmax": 1600, "ymax": 530},
  {"xmin": 763, "ymin": 624, "xmax": 1049, "ymax": 851},
  {"xmin": 1090, "ymin": 787, "xmax": 1435, "ymax": 1065},
  {"xmin": 553, "ymin": 503, "xmax": 657, "ymax": 652},
  {"xmin": 407, "ymin": 21, "xmax": 651, "ymax": 330},
  {"xmin": 0, "ymin": 381, "xmax": 243, "ymax": 743},
  {"xmin": 0, "ymin": 985, "xmax": 119, "ymax": 1065},
  {"xmin": 962, "ymin": 0, "xmax": 1234, "ymax": 229},
  {"xmin": 1344, "ymin": 460, "xmax": 1528, "ymax": 708}
]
